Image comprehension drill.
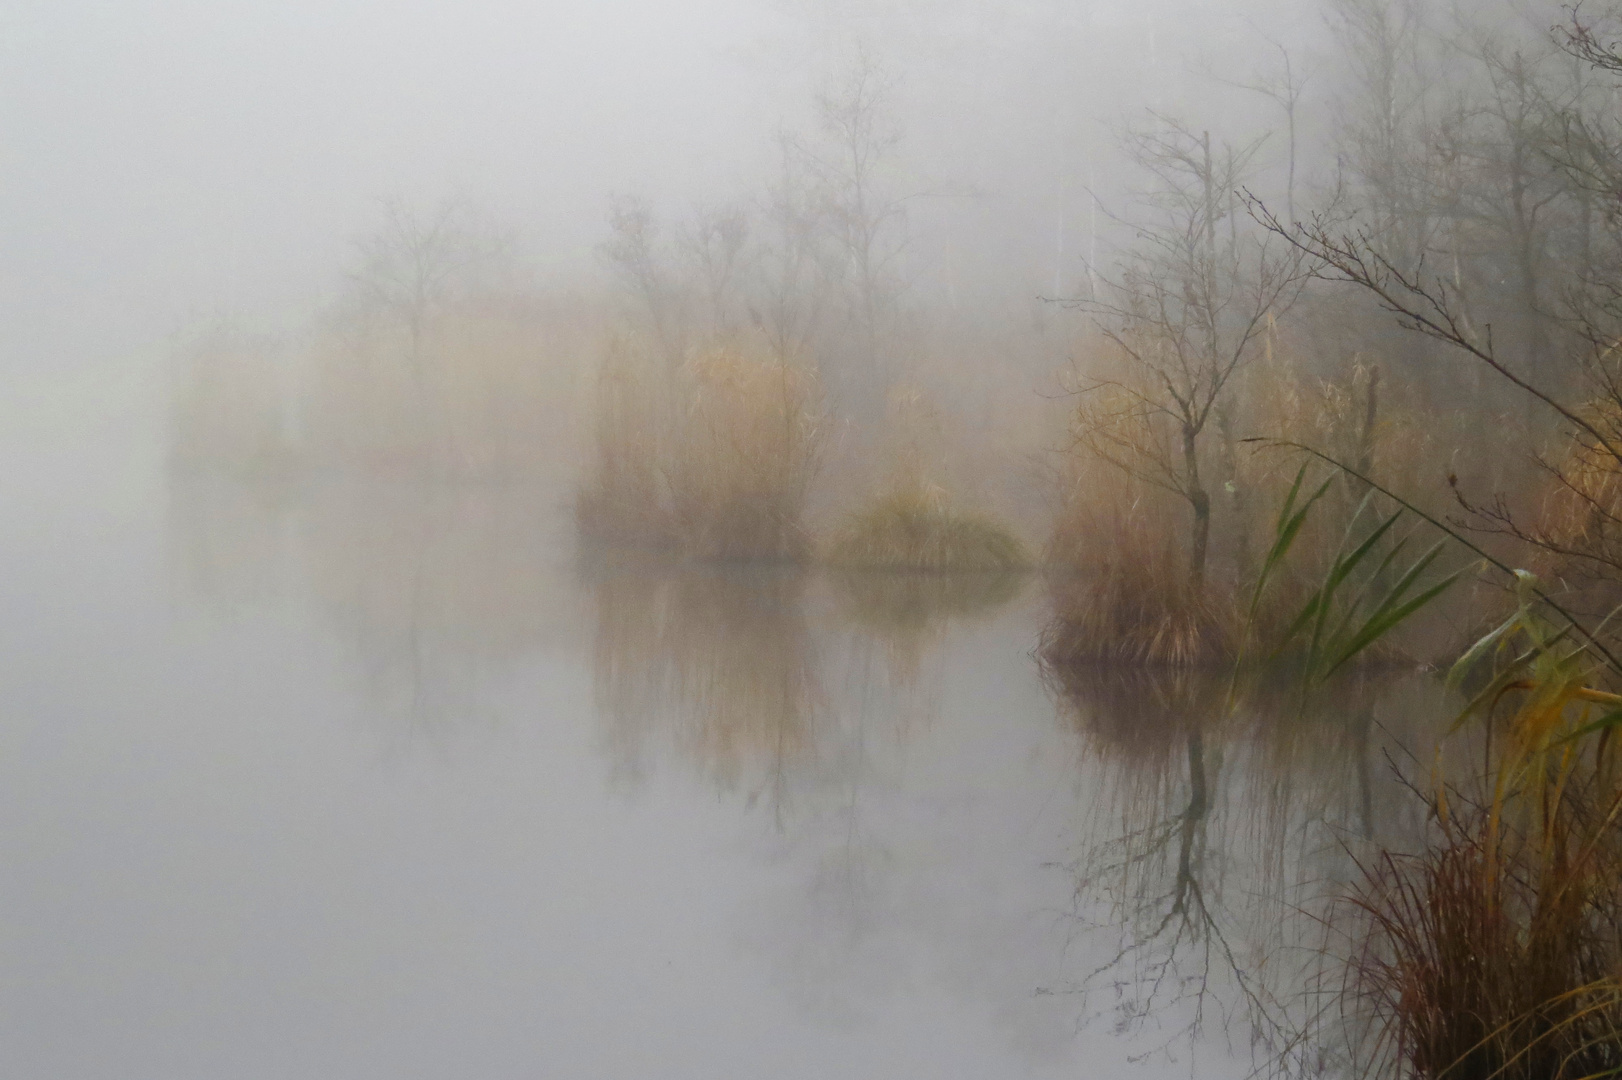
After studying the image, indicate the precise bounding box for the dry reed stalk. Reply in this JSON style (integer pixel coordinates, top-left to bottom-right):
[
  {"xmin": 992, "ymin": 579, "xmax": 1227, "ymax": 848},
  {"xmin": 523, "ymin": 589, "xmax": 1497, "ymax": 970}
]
[
  {"xmin": 1351, "ymin": 809, "xmax": 1622, "ymax": 1080},
  {"xmin": 667, "ymin": 345, "xmax": 821, "ymax": 562},
  {"xmin": 1343, "ymin": 587, "xmax": 1622, "ymax": 1080},
  {"xmin": 577, "ymin": 336, "xmax": 823, "ymax": 562},
  {"xmin": 1044, "ymin": 463, "xmax": 1235, "ymax": 668}
]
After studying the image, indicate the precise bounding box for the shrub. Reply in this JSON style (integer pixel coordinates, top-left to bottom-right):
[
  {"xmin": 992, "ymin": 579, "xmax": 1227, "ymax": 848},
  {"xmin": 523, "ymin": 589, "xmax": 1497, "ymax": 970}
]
[{"xmin": 825, "ymin": 483, "xmax": 1029, "ymax": 571}]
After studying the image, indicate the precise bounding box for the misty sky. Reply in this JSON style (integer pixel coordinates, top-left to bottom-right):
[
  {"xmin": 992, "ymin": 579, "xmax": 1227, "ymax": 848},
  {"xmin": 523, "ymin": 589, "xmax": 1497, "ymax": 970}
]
[{"xmin": 3, "ymin": 0, "xmax": 1320, "ymax": 374}]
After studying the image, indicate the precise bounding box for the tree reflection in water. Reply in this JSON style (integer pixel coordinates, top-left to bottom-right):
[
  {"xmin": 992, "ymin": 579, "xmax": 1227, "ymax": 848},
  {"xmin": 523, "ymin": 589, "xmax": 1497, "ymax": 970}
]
[
  {"xmin": 1046, "ymin": 660, "xmax": 1444, "ymax": 1075},
  {"xmin": 581, "ymin": 552, "xmax": 1071, "ymax": 1044}
]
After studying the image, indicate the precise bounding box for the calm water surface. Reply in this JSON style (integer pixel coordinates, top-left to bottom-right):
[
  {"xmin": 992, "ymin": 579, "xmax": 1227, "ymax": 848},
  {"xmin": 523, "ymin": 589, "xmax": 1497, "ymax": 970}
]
[{"xmin": 0, "ymin": 372, "xmax": 1445, "ymax": 1078}]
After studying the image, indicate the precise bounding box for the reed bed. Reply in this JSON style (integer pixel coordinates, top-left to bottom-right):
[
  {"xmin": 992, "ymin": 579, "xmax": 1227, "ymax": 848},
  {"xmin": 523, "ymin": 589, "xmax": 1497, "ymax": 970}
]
[
  {"xmin": 668, "ymin": 348, "xmax": 821, "ymax": 562},
  {"xmin": 1043, "ymin": 467, "xmax": 1236, "ymax": 668},
  {"xmin": 574, "ymin": 337, "xmax": 674, "ymax": 547},
  {"xmin": 168, "ymin": 325, "xmax": 300, "ymax": 478},
  {"xmin": 1043, "ymin": 339, "xmax": 1460, "ymax": 673},
  {"xmin": 576, "ymin": 337, "xmax": 823, "ymax": 562},
  {"xmin": 1042, "ymin": 568, "xmax": 1236, "ymax": 669},
  {"xmin": 172, "ymin": 295, "xmax": 592, "ymax": 481}
]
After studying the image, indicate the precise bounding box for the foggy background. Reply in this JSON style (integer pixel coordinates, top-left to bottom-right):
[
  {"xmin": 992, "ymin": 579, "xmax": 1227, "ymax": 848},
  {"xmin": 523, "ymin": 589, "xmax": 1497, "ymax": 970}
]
[{"xmin": 3, "ymin": 0, "xmax": 1320, "ymax": 377}]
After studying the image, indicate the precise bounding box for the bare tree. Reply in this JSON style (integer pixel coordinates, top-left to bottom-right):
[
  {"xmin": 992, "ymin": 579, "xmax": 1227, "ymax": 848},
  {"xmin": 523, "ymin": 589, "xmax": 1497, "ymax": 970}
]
[
  {"xmin": 1235, "ymin": 4, "xmax": 1622, "ymax": 608},
  {"xmin": 1249, "ymin": 183, "xmax": 1622, "ymax": 616},
  {"xmin": 1315, "ymin": 0, "xmax": 1594, "ymax": 433},
  {"xmin": 345, "ymin": 197, "xmax": 512, "ymax": 471},
  {"xmin": 751, "ymin": 131, "xmax": 837, "ymax": 367},
  {"xmin": 1327, "ymin": 0, "xmax": 1441, "ymax": 272},
  {"xmin": 1428, "ymin": 23, "xmax": 1589, "ymax": 416},
  {"xmin": 788, "ymin": 49, "xmax": 909, "ymax": 409},
  {"xmin": 1074, "ymin": 121, "xmax": 1311, "ymax": 586},
  {"xmin": 349, "ymin": 197, "xmax": 511, "ymax": 373},
  {"xmin": 1203, "ymin": 34, "xmax": 1310, "ymax": 221},
  {"xmin": 600, "ymin": 193, "xmax": 687, "ymax": 365},
  {"xmin": 678, "ymin": 201, "xmax": 752, "ymax": 339}
]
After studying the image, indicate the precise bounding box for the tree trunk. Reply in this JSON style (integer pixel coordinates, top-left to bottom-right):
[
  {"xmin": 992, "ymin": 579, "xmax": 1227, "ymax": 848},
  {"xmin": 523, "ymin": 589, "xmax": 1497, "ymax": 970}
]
[
  {"xmin": 1172, "ymin": 731, "xmax": 1209, "ymax": 917},
  {"xmin": 1190, "ymin": 490, "xmax": 1211, "ymax": 588},
  {"xmin": 1184, "ymin": 424, "xmax": 1210, "ymax": 587}
]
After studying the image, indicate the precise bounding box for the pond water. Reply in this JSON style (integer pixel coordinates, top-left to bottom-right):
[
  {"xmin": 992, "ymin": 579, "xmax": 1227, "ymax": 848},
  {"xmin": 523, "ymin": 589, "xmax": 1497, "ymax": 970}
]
[{"xmin": 0, "ymin": 374, "xmax": 1449, "ymax": 1078}]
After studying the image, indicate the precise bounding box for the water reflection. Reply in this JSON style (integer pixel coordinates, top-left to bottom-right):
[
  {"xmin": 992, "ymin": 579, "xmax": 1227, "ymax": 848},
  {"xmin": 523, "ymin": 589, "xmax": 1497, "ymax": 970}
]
[
  {"xmin": 828, "ymin": 569, "xmax": 1027, "ymax": 686},
  {"xmin": 581, "ymin": 555, "xmax": 1030, "ymax": 808},
  {"xmin": 169, "ymin": 476, "xmax": 577, "ymax": 743},
  {"xmin": 579, "ymin": 550, "xmax": 1065, "ymax": 1045},
  {"xmin": 582, "ymin": 551, "xmax": 820, "ymax": 801},
  {"xmin": 168, "ymin": 473, "xmax": 1030, "ymax": 774},
  {"xmin": 1048, "ymin": 661, "xmax": 1444, "ymax": 1071},
  {"xmin": 165, "ymin": 473, "xmax": 1454, "ymax": 1073}
]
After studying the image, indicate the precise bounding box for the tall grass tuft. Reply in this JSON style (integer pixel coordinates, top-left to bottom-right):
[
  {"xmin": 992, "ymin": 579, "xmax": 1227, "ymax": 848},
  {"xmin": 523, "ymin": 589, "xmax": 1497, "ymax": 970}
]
[
  {"xmin": 1246, "ymin": 466, "xmax": 1465, "ymax": 680},
  {"xmin": 1351, "ymin": 808, "xmax": 1622, "ymax": 1080},
  {"xmin": 825, "ymin": 482, "xmax": 1029, "ymax": 571},
  {"xmin": 1043, "ymin": 466, "xmax": 1235, "ymax": 667}
]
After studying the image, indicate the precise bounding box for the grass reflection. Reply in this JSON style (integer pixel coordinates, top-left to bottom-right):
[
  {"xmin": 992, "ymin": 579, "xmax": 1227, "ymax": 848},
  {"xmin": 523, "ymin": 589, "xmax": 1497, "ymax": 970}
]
[
  {"xmin": 584, "ymin": 551, "xmax": 820, "ymax": 803},
  {"xmin": 829, "ymin": 569, "xmax": 1026, "ymax": 686}
]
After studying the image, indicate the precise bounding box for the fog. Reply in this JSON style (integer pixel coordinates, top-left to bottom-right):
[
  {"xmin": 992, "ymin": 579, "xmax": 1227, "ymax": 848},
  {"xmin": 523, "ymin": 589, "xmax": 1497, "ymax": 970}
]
[
  {"xmin": 5, "ymin": 0, "xmax": 1321, "ymax": 366},
  {"xmin": 6, "ymin": 0, "xmax": 773, "ymax": 362},
  {"xmin": 11, "ymin": 0, "xmax": 1622, "ymax": 1077}
]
